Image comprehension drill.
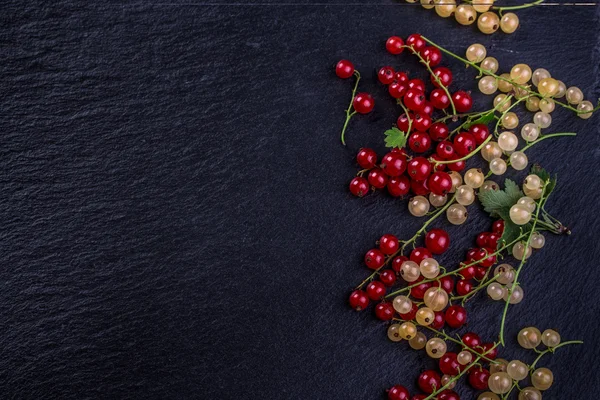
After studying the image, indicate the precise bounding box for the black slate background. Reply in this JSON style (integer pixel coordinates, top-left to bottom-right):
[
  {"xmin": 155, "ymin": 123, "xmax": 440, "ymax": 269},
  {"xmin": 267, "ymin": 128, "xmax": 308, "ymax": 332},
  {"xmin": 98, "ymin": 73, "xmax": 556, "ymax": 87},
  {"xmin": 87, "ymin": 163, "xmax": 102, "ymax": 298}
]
[{"xmin": 1, "ymin": 1, "xmax": 600, "ymax": 399}]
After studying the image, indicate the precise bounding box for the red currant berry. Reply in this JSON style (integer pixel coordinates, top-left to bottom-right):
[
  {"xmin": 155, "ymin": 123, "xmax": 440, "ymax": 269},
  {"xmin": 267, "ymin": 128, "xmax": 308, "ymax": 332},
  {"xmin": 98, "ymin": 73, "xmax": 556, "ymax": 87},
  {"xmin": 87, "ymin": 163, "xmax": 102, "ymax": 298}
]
[
  {"xmin": 411, "ymin": 396, "xmax": 426, "ymax": 400},
  {"xmin": 429, "ymin": 122, "xmax": 449, "ymax": 141},
  {"xmin": 379, "ymin": 234, "xmax": 399, "ymax": 255},
  {"xmin": 435, "ymin": 141, "xmax": 455, "ymax": 160},
  {"xmin": 368, "ymin": 168, "xmax": 389, "ymax": 189},
  {"xmin": 456, "ymin": 279, "xmax": 473, "ymax": 296},
  {"xmin": 407, "ymin": 78, "xmax": 426, "ymax": 92},
  {"xmin": 431, "ymin": 66, "xmax": 453, "ymax": 88},
  {"xmin": 453, "ymin": 132, "xmax": 477, "ymax": 157},
  {"xmin": 421, "ymin": 46, "xmax": 442, "ymax": 67},
  {"xmin": 437, "ymin": 275, "xmax": 455, "ymax": 293},
  {"xmin": 349, "ymin": 290, "xmax": 369, "ymax": 311},
  {"xmin": 418, "ymin": 370, "xmax": 441, "ymax": 394},
  {"xmin": 430, "ymin": 88, "xmax": 451, "ymax": 109},
  {"xmin": 425, "ymin": 228, "xmax": 450, "ymax": 254},
  {"xmin": 459, "ymin": 263, "xmax": 477, "ymax": 280},
  {"xmin": 447, "ymin": 156, "xmax": 466, "ymax": 172},
  {"xmin": 431, "ymin": 155, "xmax": 447, "ymax": 172},
  {"xmin": 487, "ymin": 233, "xmax": 500, "ymax": 249},
  {"xmin": 335, "ymin": 59, "xmax": 355, "ymax": 79},
  {"xmin": 478, "ymin": 247, "xmax": 496, "ymax": 268},
  {"xmin": 375, "ymin": 302, "xmax": 395, "ymax": 320},
  {"xmin": 392, "ymin": 255, "xmax": 409, "ymax": 273},
  {"xmin": 395, "ymin": 71, "xmax": 409, "ymax": 84},
  {"xmin": 389, "ymin": 82, "xmax": 408, "ymax": 99},
  {"xmin": 445, "ymin": 305, "xmax": 467, "ymax": 328},
  {"xmin": 410, "ymin": 247, "xmax": 433, "ymax": 264},
  {"xmin": 468, "ymin": 367, "xmax": 490, "ymax": 390},
  {"xmin": 438, "ymin": 390, "xmax": 460, "ymax": 400},
  {"xmin": 380, "ymin": 269, "xmax": 397, "ymax": 287},
  {"xmin": 461, "ymin": 332, "xmax": 481, "ymax": 349},
  {"xmin": 412, "ymin": 114, "xmax": 432, "ymax": 133},
  {"xmin": 353, "ymin": 92, "xmax": 375, "ymax": 114},
  {"xmin": 406, "ymin": 33, "xmax": 425, "ymax": 52},
  {"xmin": 469, "ymin": 123, "xmax": 490, "ymax": 145},
  {"xmin": 349, "ymin": 177, "xmax": 370, "ymax": 197},
  {"xmin": 407, "ymin": 157, "xmax": 432, "ymax": 180},
  {"xmin": 427, "ymin": 171, "xmax": 453, "ymax": 196},
  {"xmin": 366, "ymin": 281, "xmax": 386, "ymax": 300},
  {"xmin": 439, "ymin": 352, "xmax": 460, "ymax": 376},
  {"xmin": 421, "ymin": 101, "xmax": 434, "ymax": 116},
  {"xmin": 396, "ymin": 113, "xmax": 412, "ymax": 132},
  {"xmin": 387, "ymin": 175, "xmax": 411, "ymax": 197},
  {"xmin": 378, "ymin": 66, "xmax": 396, "ymax": 85},
  {"xmin": 492, "ymin": 220, "xmax": 504, "ymax": 234},
  {"xmin": 381, "ymin": 152, "xmax": 408, "ymax": 177},
  {"xmin": 480, "ymin": 343, "xmax": 498, "ymax": 359},
  {"xmin": 408, "ymin": 131, "xmax": 432, "ymax": 153},
  {"xmin": 404, "ymin": 89, "xmax": 426, "ymax": 112},
  {"xmin": 476, "ymin": 232, "xmax": 489, "ymax": 247},
  {"xmin": 474, "ymin": 266, "xmax": 487, "ymax": 280},
  {"xmin": 431, "ymin": 310, "xmax": 445, "ymax": 329},
  {"xmin": 386, "ymin": 36, "xmax": 405, "ymax": 55},
  {"xmin": 356, "ymin": 148, "xmax": 378, "ymax": 169},
  {"xmin": 399, "ymin": 302, "xmax": 418, "ymax": 320},
  {"xmin": 364, "ymin": 249, "xmax": 385, "ymax": 270},
  {"xmin": 452, "ymin": 91, "xmax": 473, "ymax": 113},
  {"xmin": 387, "ymin": 385, "xmax": 410, "ymax": 400},
  {"xmin": 410, "ymin": 279, "xmax": 432, "ymax": 300},
  {"xmin": 410, "ymin": 179, "xmax": 429, "ymax": 196}
]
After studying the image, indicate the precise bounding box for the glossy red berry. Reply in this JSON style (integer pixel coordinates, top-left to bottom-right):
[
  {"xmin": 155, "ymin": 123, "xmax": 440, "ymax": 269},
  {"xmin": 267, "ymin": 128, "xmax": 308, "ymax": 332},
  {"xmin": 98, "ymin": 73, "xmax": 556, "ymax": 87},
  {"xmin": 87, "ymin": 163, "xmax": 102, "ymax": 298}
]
[
  {"xmin": 430, "ymin": 88, "xmax": 451, "ymax": 109},
  {"xmin": 445, "ymin": 305, "xmax": 467, "ymax": 328},
  {"xmin": 410, "ymin": 247, "xmax": 433, "ymax": 264},
  {"xmin": 431, "ymin": 66, "xmax": 453, "ymax": 88},
  {"xmin": 410, "ymin": 179, "xmax": 429, "ymax": 196},
  {"xmin": 368, "ymin": 168, "xmax": 389, "ymax": 189},
  {"xmin": 365, "ymin": 249, "xmax": 385, "ymax": 270},
  {"xmin": 386, "ymin": 36, "xmax": 405, "ymax": 55},
  {"xmin": 409, "ymin": 131, "xmax": 432, "ymax": 153},
  {"xmin": 492, "ymin": 220, "xmax": 504, "ymax": 234},
  {"xmin": 447, "ymin": 156, "xmax": 466, "ymax": 172},
  {"xmin": 349, "ymin": 177, "xmax": 370, "ymax": 197},
  {"xmin": 395, "ymin": 71, "xmax": 409, "ymax": 84},
  {"xmin": 396, "ymin": 113, "xmax": 412, "ymax": 132},
  {"xmin": 438, "ymin": 390, "xmax": 460, "ymax": 400},
  {"xmin": 421, "ymin": 101, "xmax": 434, "ymax": 116},
  {"xmin": 392, "ymin": 256, "xmax": 409, "ymax": 273},
  {"xmin": 399, "ymin": 302, "xmax": 419, "ymax": 320},
  {"xmin": 406, "ymin": 33, "xmax": 426, "ymax": 52},
  {"xmin": 408, "ymin": 79, "xmax": 426, "ymax": 92},
  {"xmin": 410, "ymin": 279, "xmax": 432, "ymax": 299},
  {"xmin": 487, "ymin": 233, "xmax": 500, "ymax": 249},
  {"xmin": 412, "ymin": 114, "xmax": 432, "ymax": 133},
  {"xmin": 378, "ymin": 66, "xmax": 396, "ymax": 85},
  {"xmin": 459, "ymin": 263, "xmax": 477, "ymax": 280},
  {"xmin": 437, "ymin": 275, "xmax": 454, "ymax": 293},
  {"xmin": 407, "ymin": 157, "xmax": 432, "ymax": 180},
  {"xmin": 469, "ymin": 124, "xmax": 490, "ymax": 145},
  {"xmin": 366, "ymin": 281, "xmax": 386, "ymax": 300},
  {"xmin": 425, "ymin": 228, "xmax": 450, "ymax": 254},
  {"xmin": 375, "ymin": 302, "xmax": 395, "ymax": 320},
  {"xmin": 353, "ymin": 92, "xmax": 374, "ymax": 114},
  {"xmin": 356, "ymin": 148, "xmax": 378, "ymax": 169},
  {"xmin": 474, "ymin": 266, "xmax": 487, "ymax": 280},
  {"xmin": 335, "ymin": 59, "xmax": 355, "ymax": 79},
  {"xmin": 431, "ymin": 310, "xmax": 445, "ymax": 329},
  {"xmin": 431, "ymin": 155, "xmax": 447, "ymax": 172},
  {"xmin": 418, "ymin": 370, "xmax": 441, "ymax": 394},
  {"xmin": 429, "ymin": 122, "xmax": 449, "ymax": 141},
  {"xmin": 421, "ymin": 46, "xmax": 442, "ymax": 67},
  {"xmin": 379, "ymin": 234, "xmax": 400, "ymax": 255},
  {"xmin": 478, "ymin": 247, "xmax": 497, "ymax": 268},
  {"xmin": 404, "ymin": 89, "xmax": 426, "ymax": 112},
  {"xmin": 480, "ymin": 343, "xmax": 498, "ymax": 359},
  {"xmin": 380, "ymin": 269, "xmax": 397, "ymax": 286},
  {"xmin": 388, "ymin": 385, "xmax": 410, "ymax": 400},
  {"xmin": 452, "ymin": 91, "xmax": 473, "ymax": 113},
  {"xmin": 461, "ymin": 332, "xmax": 481, "ymax": 349},
  {"xmin": 381, "ymin": 152, "xmax": 408, "ymax": 177},
  {"xmin": 435, "ymin": 141, "xmax": 455, "ymax": 160},
  {"xmin": 468, "ymin": 368, "xmax": 490, "ymax": 390},
  {"xmin": 453, "ymin": 132, "xmax": 477, "ymax": 157},
  {"xmin": 387, "ymin": 175, "xmax": 411, "ymax": 197},
  {"xmin": 456, "ymin": 279, "xmax": 473, "ymax": 296},
  {"xmin": 349, "ymin": 290, "xmax": 369, "ymax": 311},
  {"xmin": 476, "ymin": 232, "xmax": 489, "ymax": 247},
  {"xmin": 389, "ymin": 82, "xmax": 408, "ymax": 99},
  {"xmin": 439, "ymin": 352, "xmax": 460, "ymax": 375},
  {"xmin": 427, "ymin": 171, "xmax": 453, "ymax": 195}
]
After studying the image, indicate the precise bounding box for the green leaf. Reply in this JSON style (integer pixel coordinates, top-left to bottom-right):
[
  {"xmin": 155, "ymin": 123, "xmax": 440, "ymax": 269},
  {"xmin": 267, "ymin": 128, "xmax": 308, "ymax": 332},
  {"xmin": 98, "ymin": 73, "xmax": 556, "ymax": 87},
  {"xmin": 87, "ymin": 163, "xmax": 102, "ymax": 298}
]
[
  {"xmin": 465, "ymin": 111, "xmax": 495, "ymax": 129},
  {"xmin": 499, "ymin": 220, "xmax": 531, "ymax": 249},
  {"xmin": 384, "ymin": 127, "xmax": 408, "ymax": 149},
  {"xmin": 479, "ymin": 179, "xmax": 523, "ymax": 217},
  {"xmin": 530, "ymin": 164, "xmax": 557, "ymax": 195}
]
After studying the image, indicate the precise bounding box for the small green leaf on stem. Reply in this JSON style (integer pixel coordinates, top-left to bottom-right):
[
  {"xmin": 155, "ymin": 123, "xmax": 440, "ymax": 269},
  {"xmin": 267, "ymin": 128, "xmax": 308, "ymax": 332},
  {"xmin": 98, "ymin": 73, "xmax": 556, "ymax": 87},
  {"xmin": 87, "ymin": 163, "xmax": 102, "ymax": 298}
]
[
  {"xmin": 479, "ymin": 179, "xmax": 523, "ymax": 217},
  {"xmin": 466, "ymin": 110, "xmax": 496, "ymax": 128},
  {"xmin": 384, "ymin": 127, "xmax": 408, "ymax": 149}
]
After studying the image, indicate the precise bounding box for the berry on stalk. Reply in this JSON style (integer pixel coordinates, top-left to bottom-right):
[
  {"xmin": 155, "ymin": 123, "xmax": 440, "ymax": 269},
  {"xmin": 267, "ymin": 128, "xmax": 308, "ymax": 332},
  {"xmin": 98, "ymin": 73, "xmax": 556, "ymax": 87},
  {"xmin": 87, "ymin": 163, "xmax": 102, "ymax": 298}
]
[
  {"xmin": 386, "ymin": 36, "xmax": 405, "ymax": 55},
  {"xmin": 356, "ymin": 148, "xmax": 378, "ymax": 169},
  {"xmin": 365, "ymin": 249, "xmax": 385, "ymax": 269},
  {"xmin": 349, "ymin": 290, "xmax": 369, "ymax": 311},
  {"xmin": 335, "ymin": 59, "xmax": 354, "ymax": 79},
  {"xmin": 353, "ymin": 93, "xmax": 375, "ymax": 114},
  {"xmin": 349, "ymin": 177, "xmax": 370, "ymax": 197},
  {"xmin": 378, "ymin": 66, "xmax": 396, "ymax": 85},
  {"xmin": 425, "ymin": 228, "xmax": 450, "ymax": 254},
  {"xmin": 404, "ymin": 89, "xmax": 426, "ymax": 112}
]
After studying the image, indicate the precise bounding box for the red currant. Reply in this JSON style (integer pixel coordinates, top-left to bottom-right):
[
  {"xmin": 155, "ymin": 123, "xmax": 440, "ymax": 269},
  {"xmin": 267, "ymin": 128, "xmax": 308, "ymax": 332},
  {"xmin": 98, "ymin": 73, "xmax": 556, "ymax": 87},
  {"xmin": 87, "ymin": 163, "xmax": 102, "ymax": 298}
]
[
  {"xmin": 435, "ymin": 141, "xmax": 455, "ymax": 160},
  {"xmin": 474, "ymin": 266, "xmax": 487, "ymax": 280},
  {"xmin": 429, "ymin": 122, "xmax": 449, "ymax": 141},
  {"xmin": 368, "ymin": 168, "xmax": 389, "ymax": 189},
  {"xmin": 438, "ymin": 390, "xmax": 460, "ymax": 400},
  {"xmin": 411, "ymin": 396, "xmax": 426, "ymax": 400},
  {"xmin": 418, "ymin": 370, "xmax": 441, "ymax": 394},
  {"xmin": 386, "ymin": 36, "xmax": 405, "ymax": 55},
  {"xmin": 487, "ymin": 233, "xmax": 500, "ymax": 249},
  {"xmin": 468, "ymin": 367, "xmax": 490, "ymax": 390},
  {"xmin": 412, "ymin": 114, "xmax": 432, "ymax": 133},
  {"xmin": 480, "ymin": 343, "xmax": 498, "ymax": 359},
  {"xmin": 410, "ymin": 179, "xmax": 429, "ymax": 196},
  {"xmin": 421, "ymin": 46, "xmax": 442, "ymax": 67},
  {"xmin": 353, "ymin": 92, "xmax": 374, "ymax": 114},
  {"xmin": 431, "ymin": 155, "xmax": 447, "ymax": 172},
  {"xmin": 380, "ymin": 269, "xmax": 397, "ymax": 286},
  {"xmin": 379, "ymin": 234, "xmax": 399, "ymax": 255},
  {"xmin": 452, "ymin": 91, "xmax": 473, "ymax": 113},
  {"xmin": 456, "ymin": 279, "xmax": 473, "ymax": 296},
  {"xmin": 445, "ymin": 305, "xmax": 467, "ymax": 328},
  {"xmin": 476, "ymin": 233, "xmax": 489, "ymax": 247},
  {"xmin": 459, "ymin": 263, "xmax": 477, "ymax": 280},
  {"xmin": 410, "ymin": 247, "xmax": 433, "ymax": 264},
  {"xmin": 387, "ymin": 385, "xmax": 410, "ymax": 400},
  {"xmin": 399, "ymin": 302, "xmax": 418, "ymax": 320},
  {"xmin": 407, "ymin": 78, "xmax": 426, "ymax": 92},
  {"xmin": 381, "ymin": 152, "xmax": 408, "ymax": 177},
  {"xmin": 492, "ymin": 220, "xmax": 504, "ymax": 234},
  {"xmin": 437, "ymin": 276, "xmax": 454, "ymax": 294},
  {"xmin": 378, "ymin": 66, "xmax": 396, "ymax": 85},
  {"xmin": 453, "ymin": 132, "xmax": 477, "ymax": 157},
  {"xmin": 395, "ymin": 71, "xmax": 409, "ymax": 84},
  {"xmin": 469, "ymin": 123, "xmax": 490, "ymax": 145},
  {"xmin": 430, "ymin": 89, "xmax": 451, "ymax": 109},
  {"xmin": 356, "ymin": 148, "xmax": 378, "ymax": 169},
  {"xmin": 427, "ymin": 171, "xmax": 453, "ymax": 195},
  {"xmin": 349, "ymin": 290, "xmax": 369, "ymax": 311},
  {"xmin": 407, "ymin": 157, "xmax": 432, "ymax": 180},
  {"xmin": 375, "ymin": 302, "xmax": 395, "ymax": 320},
  {"xmin": 431, "ymin": 310, "xmax": 445, "ymax": 329},
  {"xmin": 410, "ymin": 279, "xmax": 432, "ymax": 300},
  {"xmin": 421, "ymin": 101, "xmax": 434, "ymax": 116},
  {"xmin": 349, "ymin": 177, "xmax": 370, "ymax": 197},
  {"xmin": 389, "ymin": 82, "xmax": 408, "ymax": 99},
  {"xmin": 396, "ymin": 113, "xmax": 412, "ymax": 132},
  {"xmin": 447, "ymin": 156, "xmax": 466, "ymax": 172},
  {"xmin": 425, "ymin": 228, "xmax": 450, "ymax": 254},
  {"xmin": 408, "ymin": 131, "xmax": 432, "ymax": 153},
  {"xmin": 461, "ymin": 332, "xmax": 481, "ymax": 349},
  {"xmin": 406, "ymin": 33, "xmax": 425, "ymax": 52},
  {"xmin": 365, "ymin": 249, "xmax": 385, "ymax": 270},
  {"xmin": 431, "ymin": 66, "xmax": 453, "ymax": 88},
  {"xmin": 392, "ymin": 255, "xmax": 409, "ymax": 273},
  {"xmin": 439, "ymin": 352, "xmax": 460, "ymax": 375},
  {"xmin": 335, "ymin": 59, "xmax": 354, "ymax": 79},
  {"xmin": 387, "ymin": 175, "xmax": 410, "ymax": 197},
  {"xmin": 366, "ymin": 281, "xmax": 386, "ymax": 300},
  {"xmin": 478, "ymin": 247, "xmax": 496, "ymax": 268},
  {"xmin": 404, "ymin": 89, "xmax": 426, "ymax": 112}
]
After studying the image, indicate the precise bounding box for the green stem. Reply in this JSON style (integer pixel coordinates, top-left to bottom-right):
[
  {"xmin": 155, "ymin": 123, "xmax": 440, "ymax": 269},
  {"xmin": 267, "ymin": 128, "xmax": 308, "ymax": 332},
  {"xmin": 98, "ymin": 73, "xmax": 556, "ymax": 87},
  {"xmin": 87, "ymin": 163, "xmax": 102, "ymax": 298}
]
[
  {"xmin": 340, "ymin": 71, "xmax": 361, "ymax": 146},
  {"xmin": 451, "ymin": 274, "xmax": 499, "ymax": 305},
  {"xmin": 529, "ymin": 340, "xmax": 584, "ymax": 370},
  {"xmin": 494, "ymin": 0, "xmax": 544, "ymax": 11},
  {"xmin": 432, "ymin": 135, "xmax": 492, "ymax": 165},
  {"xmin": 424, "ymin": 325, "xmax": 499, "ymax": 364}
]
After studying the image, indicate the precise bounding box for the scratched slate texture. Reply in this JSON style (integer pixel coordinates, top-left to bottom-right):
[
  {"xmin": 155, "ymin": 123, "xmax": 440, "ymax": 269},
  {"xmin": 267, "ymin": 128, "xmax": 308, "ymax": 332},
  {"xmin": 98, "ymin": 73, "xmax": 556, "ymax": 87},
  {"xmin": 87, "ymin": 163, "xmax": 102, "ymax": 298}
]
[{"xmin": 0, "ymin": 1, "xmax": 599, "ymax": 399}]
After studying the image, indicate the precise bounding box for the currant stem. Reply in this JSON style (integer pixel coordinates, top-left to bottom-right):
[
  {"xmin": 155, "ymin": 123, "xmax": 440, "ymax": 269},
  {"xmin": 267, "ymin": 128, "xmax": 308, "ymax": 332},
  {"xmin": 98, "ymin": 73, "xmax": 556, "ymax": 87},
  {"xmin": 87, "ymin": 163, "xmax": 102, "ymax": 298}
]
[
  {"xmin": 424, "ymin": 325, "xmax": 499, "ymax": 364},
  {"xmin": 528, "ymin": 340, "xmax": 584, "ymax": 370},
  {"xmin": 451, "ymin": 274, "xmax": 499, "ymax": 305},
  {"xmin": 431, "ymin": 135, "xmax": 492, "ymax": 165},
  {"xmin": 493, "ymin": 0, "xmax": 544, "ymax": 11},
  {"xmin": 340, "ymin": 71, "xmax": 361, "ymax": 146}
]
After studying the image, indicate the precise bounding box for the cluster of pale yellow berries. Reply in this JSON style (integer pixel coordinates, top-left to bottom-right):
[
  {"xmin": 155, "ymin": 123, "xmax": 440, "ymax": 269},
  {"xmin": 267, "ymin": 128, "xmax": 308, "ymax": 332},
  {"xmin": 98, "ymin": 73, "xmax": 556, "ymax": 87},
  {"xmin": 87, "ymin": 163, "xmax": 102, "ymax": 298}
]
[{"xmin": 405, "ymin": 0, "xmax": 521, "ymax": 35}]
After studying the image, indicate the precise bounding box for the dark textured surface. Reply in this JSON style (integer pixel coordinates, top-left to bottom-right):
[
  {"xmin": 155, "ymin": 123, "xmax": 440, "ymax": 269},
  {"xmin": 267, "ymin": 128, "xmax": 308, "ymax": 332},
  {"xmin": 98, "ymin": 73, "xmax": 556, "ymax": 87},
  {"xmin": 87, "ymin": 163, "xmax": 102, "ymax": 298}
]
[{"xmin": 1, "ymin": 1, "xmax": 599, "ymax": 399}]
